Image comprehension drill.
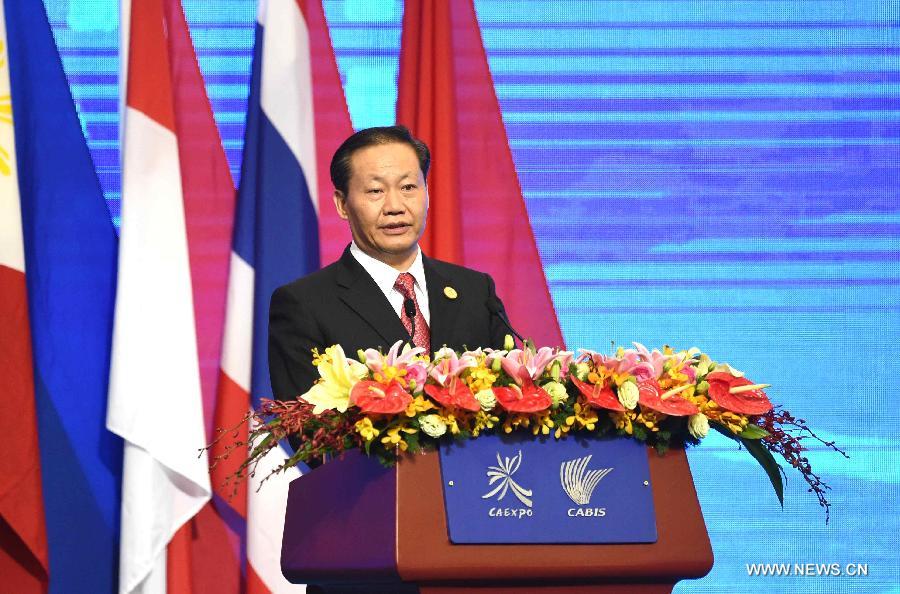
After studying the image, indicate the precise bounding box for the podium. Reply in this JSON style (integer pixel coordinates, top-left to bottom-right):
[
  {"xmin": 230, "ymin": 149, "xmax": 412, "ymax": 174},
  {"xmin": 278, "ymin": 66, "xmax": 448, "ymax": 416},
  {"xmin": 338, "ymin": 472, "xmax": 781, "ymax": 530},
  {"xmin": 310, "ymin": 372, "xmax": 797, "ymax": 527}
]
[{"xmin": 281, "ymin": 442, "xmax": 713, "ymax": 593}]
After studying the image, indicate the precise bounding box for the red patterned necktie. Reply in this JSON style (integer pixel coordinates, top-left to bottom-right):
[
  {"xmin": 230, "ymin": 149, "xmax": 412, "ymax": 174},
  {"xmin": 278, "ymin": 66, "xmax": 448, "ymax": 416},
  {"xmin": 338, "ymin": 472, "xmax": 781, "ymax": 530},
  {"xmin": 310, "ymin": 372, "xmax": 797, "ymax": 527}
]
[{"xmin": 393, "ymin": 272, "xmax": 430, "ymax": 351}]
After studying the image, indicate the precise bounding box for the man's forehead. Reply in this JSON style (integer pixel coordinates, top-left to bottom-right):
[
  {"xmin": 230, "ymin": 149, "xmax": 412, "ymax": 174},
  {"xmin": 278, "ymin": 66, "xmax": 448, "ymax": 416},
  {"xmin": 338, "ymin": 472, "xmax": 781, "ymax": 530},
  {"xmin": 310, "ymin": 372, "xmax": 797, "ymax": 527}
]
[{"xmin": 350, "ymin": 143, "xmax": 421, "ymax": 177}]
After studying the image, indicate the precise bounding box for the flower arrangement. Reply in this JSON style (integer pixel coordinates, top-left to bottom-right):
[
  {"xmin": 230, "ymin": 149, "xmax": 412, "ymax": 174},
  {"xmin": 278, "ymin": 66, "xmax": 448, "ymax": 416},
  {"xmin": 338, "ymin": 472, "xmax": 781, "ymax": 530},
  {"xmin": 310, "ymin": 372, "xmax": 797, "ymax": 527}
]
[{"xmin": 213, "ymin": 338, "xmax": 846, "ymax": 521}]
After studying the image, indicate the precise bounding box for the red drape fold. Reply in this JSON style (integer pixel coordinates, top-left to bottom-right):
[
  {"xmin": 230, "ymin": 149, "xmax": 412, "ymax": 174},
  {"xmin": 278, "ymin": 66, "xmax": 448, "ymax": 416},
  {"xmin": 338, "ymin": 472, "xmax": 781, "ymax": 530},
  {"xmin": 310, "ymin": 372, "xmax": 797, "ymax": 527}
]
[{"xmin": 397, "ymin": 0, "xmax": 565, "ymax": 348}]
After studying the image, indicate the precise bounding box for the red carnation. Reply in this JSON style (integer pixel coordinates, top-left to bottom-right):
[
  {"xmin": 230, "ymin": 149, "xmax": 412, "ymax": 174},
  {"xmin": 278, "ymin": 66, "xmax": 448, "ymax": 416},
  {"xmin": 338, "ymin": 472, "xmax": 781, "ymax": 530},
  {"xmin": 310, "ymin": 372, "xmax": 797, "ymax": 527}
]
[
  {"xmin": 637, "ymin": 380, "xmax": 699, "ymax": 416},
  {"xmin": 493, "ymin": 380, "xmax": 552, "ymax": 413},
  {"xmin": 571, "ymin": 377, "xmax": 626, "ymax": 412},
  {"xmin": 424, "ymin": 379, "xmax": 480, "ymax": 412},
  {"xmin": 706, "ymin": 372, "xmax": 773, "ymax": 415},
  {"xmin": 350, "ymin": 380, "xmax": 412, "ymax": 414}
]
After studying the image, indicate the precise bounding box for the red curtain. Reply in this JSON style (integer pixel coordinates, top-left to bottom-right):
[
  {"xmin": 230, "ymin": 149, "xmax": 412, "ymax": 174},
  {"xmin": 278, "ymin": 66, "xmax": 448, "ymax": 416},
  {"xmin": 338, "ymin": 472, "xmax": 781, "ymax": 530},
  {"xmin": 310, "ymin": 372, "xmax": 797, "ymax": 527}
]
[{"xmin": 397, "ymin": 0, "xmax": 565, "ymax": 348}]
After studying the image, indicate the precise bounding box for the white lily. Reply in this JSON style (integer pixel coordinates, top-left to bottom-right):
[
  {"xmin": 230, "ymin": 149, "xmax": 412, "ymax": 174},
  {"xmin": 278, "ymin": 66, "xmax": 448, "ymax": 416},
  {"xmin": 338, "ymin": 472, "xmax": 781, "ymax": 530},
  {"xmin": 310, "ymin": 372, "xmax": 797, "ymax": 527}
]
[{"xmin": 301, "ymin": 344, "xmax": 368, "ymax": 414}]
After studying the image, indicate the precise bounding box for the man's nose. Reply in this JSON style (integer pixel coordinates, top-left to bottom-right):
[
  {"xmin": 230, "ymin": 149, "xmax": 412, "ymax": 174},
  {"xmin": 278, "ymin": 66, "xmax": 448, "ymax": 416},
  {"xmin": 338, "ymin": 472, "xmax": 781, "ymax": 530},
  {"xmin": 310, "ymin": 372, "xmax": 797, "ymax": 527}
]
[{"xmin": 382, "ymin": 188, "xmax": 406, "ymax": 214}]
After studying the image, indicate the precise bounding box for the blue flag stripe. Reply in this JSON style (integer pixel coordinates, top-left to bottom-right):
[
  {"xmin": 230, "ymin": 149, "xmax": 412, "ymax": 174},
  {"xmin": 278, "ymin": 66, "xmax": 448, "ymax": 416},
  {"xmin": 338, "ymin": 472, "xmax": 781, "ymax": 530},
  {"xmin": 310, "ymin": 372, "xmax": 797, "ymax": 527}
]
[
  {"xmin": 6, "ymin": 2, "xmax": 122, "ymax": 593},
  {"xmin": 235, "ymin": 21, "xmax": 321, "ymax": 406}
]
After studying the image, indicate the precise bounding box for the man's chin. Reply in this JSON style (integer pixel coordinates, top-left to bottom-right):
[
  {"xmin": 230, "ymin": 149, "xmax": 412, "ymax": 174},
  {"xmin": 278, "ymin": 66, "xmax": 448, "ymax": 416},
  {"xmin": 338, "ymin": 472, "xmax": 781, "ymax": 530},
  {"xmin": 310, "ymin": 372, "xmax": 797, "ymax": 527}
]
[{"xmin": 372, "ymin": 241, "xmax": 419, "ymax": 263}]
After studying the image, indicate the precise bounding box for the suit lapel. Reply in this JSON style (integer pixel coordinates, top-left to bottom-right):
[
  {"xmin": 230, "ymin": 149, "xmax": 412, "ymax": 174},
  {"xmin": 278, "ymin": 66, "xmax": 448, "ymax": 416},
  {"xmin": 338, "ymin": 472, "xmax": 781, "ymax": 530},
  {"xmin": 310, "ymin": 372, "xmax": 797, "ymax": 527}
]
[
  {"xmin": 336, "ymin": 246, "xmax": 411, "ymax": 346},
  {"xmin": 424, "ymin": 255, "xmax": 461, "ymax": 350}
]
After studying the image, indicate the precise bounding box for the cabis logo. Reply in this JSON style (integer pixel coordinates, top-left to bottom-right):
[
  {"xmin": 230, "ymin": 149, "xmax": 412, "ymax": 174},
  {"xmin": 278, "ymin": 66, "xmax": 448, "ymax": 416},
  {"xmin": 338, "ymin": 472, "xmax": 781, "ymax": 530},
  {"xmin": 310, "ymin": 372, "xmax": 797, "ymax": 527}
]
[
  {"xmin": 483, "ymin": 450, "xmax": 534, "ymax": 518},
  {"xmin": 559, "ymin": 455, "xmax": 611, "ymax": 517}
]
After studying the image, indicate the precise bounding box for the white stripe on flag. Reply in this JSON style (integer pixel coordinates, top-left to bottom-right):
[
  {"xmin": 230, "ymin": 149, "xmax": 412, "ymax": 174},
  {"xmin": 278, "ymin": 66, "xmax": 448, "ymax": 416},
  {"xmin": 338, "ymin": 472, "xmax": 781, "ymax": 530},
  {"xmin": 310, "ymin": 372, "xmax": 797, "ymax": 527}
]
[
  {"xmin": 248, "ymin": 443, "xmax": 303, "ymax": 594},
  {"xmin": 220, "ymin": 252, "xmax": 254, "ymax": 390},
  {"xmin": 0, "ymin": 13, "xmax": 25, "ymax": 273},
  {"xmin": 108, "ymin": 107, "xmax": 211, "ymax": 594},
  {"xmin": 260, "ymin": 0, "xmax": 318, "ymax": 214},
  {"xmin": 220, "ymin": 227, "xmax": 305, "ymax": 594}
]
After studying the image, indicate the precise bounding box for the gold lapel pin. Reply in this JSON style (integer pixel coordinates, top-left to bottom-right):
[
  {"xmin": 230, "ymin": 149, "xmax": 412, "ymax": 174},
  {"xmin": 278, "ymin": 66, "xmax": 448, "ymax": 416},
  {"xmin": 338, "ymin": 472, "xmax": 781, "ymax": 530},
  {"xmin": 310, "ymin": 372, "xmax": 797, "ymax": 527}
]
[{"xmin": 443, "ymin": 286, "xmax": 458, "ymax": 299}]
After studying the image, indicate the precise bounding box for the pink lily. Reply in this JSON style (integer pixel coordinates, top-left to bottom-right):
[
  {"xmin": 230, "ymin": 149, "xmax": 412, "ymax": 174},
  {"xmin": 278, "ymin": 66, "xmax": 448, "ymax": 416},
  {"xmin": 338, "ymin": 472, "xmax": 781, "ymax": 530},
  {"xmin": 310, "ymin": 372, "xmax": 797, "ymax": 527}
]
[
  {"xmin": 429, "ymin": 347, "xmax": 477, "ymax": 386},
  {"xmin": 363, "ymin": 340, "xmax": 426, "ymax": 374},
  {"xmin": 500, "ymin": 347, "xmax": 562, "ymax": 386},
  {"xmin": 363, "ymin": 340, "xmax": 428, "ymax": 393},
  {"xmin": 631, "ymin": 342, "xmax": 667, "ymax": 381}
]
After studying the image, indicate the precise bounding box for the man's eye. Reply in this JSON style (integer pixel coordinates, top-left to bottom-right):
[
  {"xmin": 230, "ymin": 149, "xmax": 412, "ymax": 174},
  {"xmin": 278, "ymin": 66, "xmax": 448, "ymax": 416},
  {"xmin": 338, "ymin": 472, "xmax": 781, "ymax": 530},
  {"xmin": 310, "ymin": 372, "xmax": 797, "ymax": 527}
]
[
  {"xmin": 401, "ymin": 184, "xmax": 417, "ymax": 191},
  {"xmin": 366, "ymin": 188, "xmax": 383, "ymax": 194}
]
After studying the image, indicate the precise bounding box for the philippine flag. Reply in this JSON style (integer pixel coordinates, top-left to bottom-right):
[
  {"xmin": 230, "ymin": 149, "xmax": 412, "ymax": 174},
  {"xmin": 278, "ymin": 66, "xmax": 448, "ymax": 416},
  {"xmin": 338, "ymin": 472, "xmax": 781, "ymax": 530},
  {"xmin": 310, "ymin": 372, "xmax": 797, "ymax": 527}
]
[
  {"xmin": 0, "ymin": 9, "xmax": 49, "ymax": 593},
  {"xmin": 212, "ymin": 0, "xmax": 352, "ymax": 592},
  {"xmin": 5, "ymin": 1, "xmax": 121, "ymax": 592}
]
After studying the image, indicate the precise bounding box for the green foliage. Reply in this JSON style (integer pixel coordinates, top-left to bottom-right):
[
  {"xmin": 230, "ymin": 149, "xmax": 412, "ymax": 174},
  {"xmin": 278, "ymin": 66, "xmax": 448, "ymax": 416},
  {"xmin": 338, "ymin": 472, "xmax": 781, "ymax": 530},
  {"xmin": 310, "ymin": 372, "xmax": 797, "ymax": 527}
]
[
  {"xmin": 739, "ymin": 424, "xmax": 770, "ymax": 440},
  {"xmin": 741, "ymin": 436, "xmax": 784, "ymax": 507},
  {"xmin": 632, "ymin": 424, "xmax": 648, "ymax": 442},
  {"xmin": 404, "ymin": 432, "xmax": 421, "ymax": 454},
  {"xmin": 712, "ymin": 424, "xmax": 784, "ymax": 506}
]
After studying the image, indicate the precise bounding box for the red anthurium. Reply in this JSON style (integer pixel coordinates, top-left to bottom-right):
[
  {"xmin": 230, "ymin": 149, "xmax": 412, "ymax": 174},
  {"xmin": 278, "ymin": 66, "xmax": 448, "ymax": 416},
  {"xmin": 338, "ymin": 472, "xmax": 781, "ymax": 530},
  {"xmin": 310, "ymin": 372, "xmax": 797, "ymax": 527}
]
[
  {"xmin": 350, "ymin": 380, "xmax": 413, "ymax": 414},
  {"xmin": 493, "ymin": 380, "xmax": 552, "ymax": 413},
  {"xmin": 571, "ymin": 377, "xmax": 625, "ymax": 412},
  {"xmin": 424, "ymin": 378, "xmax": 480, "ymax": 411},
  {"xmin": 706, "ymin": 372, "xmax": 773, "ymax": 415},
  {"xmin": 637, "ymin": 380, "xmax": 699, "ymax": 416}
]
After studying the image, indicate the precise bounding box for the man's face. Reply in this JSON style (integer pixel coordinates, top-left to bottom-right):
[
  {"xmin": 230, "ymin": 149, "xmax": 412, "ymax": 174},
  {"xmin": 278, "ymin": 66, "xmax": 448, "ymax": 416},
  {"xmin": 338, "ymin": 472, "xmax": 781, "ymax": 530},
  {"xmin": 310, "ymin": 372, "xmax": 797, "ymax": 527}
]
[{"xmin": 334, "ymin": 142, "xmax": 428, "ymax": 268}]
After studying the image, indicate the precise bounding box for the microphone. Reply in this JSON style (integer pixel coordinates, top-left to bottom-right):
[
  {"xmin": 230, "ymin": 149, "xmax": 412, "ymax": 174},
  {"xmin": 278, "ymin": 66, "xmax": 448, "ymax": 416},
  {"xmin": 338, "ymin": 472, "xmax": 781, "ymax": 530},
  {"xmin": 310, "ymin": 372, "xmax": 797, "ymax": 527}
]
[
  {"xmin": 403, "ymin": 298, "xmax": 416, "ymax": 320},
  {"xmin": 403, "ymin": 298, "xmax": 418, "ymax": 343},
  {"xmin": 486, "ymin": 296, "xmax": 525, "ymax": 346}
]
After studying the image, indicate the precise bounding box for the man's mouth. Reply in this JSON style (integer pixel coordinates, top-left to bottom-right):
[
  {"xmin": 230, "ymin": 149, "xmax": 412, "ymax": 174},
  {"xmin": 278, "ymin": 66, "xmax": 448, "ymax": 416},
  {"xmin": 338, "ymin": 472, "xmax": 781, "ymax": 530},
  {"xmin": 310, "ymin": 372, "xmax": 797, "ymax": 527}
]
[{"xmin": 381, "ymin": 223, "xmax": 411, "ymax": 235}]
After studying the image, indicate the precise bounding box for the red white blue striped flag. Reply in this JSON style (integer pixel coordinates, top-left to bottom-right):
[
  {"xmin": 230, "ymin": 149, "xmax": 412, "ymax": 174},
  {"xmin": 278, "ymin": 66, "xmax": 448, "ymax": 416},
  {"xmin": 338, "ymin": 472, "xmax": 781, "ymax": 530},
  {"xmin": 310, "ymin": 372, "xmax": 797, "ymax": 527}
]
[{"xmin": 212, "ymin": 0, "xmax": 352, "ymax": 591}]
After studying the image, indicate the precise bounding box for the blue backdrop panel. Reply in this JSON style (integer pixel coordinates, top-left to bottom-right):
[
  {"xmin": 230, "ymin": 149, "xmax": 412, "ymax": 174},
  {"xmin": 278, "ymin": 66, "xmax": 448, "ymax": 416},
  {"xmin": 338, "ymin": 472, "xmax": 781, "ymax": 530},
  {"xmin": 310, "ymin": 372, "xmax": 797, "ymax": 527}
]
[{"xmin": 44, "ymin": 0, "xmax": 900, "ymax": 591}]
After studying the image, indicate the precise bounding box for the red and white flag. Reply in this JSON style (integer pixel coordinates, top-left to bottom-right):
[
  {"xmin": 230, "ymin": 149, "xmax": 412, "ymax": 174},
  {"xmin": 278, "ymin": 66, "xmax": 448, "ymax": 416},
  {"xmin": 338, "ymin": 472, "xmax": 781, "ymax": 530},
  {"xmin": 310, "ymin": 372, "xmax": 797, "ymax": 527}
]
[{"xmin": 106, "ymin": 0, "xmax": 211, "ymax": 592}]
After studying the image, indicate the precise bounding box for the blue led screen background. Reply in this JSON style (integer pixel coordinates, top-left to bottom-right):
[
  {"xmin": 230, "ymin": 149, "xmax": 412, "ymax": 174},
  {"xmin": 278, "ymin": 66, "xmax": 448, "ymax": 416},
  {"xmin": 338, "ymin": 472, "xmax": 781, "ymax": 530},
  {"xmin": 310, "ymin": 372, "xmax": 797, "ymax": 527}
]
[{"xmin": 46, "ymin": 0, "xmax": 899, "ymax": 591}]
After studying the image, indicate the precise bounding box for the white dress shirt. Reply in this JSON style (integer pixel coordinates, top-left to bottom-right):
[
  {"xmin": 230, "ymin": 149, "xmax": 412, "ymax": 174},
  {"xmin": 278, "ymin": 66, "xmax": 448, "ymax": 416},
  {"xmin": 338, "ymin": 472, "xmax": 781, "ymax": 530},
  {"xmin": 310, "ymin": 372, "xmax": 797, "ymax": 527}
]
[{"xmin": 349, "ymin": 241, "xmax": 430, "ymax": 325}]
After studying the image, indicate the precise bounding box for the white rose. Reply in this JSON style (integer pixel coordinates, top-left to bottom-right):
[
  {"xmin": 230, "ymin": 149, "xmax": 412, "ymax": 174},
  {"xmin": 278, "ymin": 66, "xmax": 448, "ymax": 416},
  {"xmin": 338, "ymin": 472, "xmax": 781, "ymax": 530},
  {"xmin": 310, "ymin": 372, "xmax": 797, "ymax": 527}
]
[
  {"xmin": 419, "ymin": 414, "xmax": 448, "ymax": 438},
  {"xmin": 688, "ymin": 413, "xmax": 710, "ymax": 439},
  {"xmin": 542, "ymin": 381, "xmax": 568, "ymax": 408},
  {"xmin": 617, "ymin": 382, "xmax": 639, "ymax": 410},
  {"xmin": 574, "ymin": 362, "xmax": 590, "ymax": 381},
  {"xmin": 475, "ymin": 389, "xmax": 497, "ymax": 412}
]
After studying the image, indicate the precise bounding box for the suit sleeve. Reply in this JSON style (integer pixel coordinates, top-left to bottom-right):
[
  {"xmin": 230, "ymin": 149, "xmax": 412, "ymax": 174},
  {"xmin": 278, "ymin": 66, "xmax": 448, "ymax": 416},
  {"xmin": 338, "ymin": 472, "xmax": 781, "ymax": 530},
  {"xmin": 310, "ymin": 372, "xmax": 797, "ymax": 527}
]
[
  {"xmin": 485, "ymin": 273, "xmax": 511, "ymax": 349},
  {"xmin": 268, "ymin": 285, "xmax": 325, "ymax": 402}
]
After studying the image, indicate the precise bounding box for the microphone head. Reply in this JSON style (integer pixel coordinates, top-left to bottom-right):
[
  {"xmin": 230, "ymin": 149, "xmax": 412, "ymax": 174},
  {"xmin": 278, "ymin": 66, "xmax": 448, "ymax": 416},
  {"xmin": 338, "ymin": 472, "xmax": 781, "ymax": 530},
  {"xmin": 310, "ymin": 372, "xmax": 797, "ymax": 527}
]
[{"xmin": 403, "ymin": 298, "xmax": 416, "ymax": 319}]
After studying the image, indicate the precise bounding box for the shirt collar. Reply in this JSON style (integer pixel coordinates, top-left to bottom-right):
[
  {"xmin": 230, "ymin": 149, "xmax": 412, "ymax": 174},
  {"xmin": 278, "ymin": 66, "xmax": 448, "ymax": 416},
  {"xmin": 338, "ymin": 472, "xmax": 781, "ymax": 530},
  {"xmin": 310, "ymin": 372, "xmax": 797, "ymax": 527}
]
[{"xmin": 349, "ymin": 241, "xmax": 426, "ymax": 294}]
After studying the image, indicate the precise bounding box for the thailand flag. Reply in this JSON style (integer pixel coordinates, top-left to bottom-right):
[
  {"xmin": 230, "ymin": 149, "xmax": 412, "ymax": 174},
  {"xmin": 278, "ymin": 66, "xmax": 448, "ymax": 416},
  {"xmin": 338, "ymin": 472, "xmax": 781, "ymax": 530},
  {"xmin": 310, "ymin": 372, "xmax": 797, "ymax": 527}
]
[{"xmin": 212, "ymin": 0, "xmax": 352, "ymax": 591}]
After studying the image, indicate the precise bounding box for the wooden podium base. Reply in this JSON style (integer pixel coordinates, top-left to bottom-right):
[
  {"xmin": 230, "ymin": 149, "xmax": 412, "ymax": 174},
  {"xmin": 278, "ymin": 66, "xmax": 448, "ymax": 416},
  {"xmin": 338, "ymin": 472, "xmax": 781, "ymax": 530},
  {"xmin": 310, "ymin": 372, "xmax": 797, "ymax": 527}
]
[{"xmin": 282, "ymin": 445, "xmax": 713, "ymax": 592}]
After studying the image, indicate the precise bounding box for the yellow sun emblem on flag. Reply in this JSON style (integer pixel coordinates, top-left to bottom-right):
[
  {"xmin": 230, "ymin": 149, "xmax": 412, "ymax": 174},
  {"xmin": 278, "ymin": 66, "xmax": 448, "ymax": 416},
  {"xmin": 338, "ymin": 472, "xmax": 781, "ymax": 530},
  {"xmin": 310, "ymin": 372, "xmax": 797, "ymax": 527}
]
[{"xmin": 0, "ymin": 39, "xmax": 12, "ymax": 177}]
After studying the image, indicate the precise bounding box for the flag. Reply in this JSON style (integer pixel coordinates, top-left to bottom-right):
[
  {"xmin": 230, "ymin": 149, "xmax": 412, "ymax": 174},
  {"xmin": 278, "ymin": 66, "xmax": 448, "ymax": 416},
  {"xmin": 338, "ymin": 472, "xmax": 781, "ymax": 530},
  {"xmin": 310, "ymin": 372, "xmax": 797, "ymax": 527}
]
[
  {"xmin": 107, "ymin": 0, "xmax": 212, "ymax": 591},
  {"xmin": 0, "ymin": 9, "xmax": 49, "ymax": 594},
  {"xmin": 212, "ymin": 0, "xmax": 353, "ymax": 591},
  {"xmin": 397, "ymin": 0, "xmax": 565, "ymax": 348},
  {"xmin": 4, "ymin": 1, "xmax": 121, "ymax": 593},
  {"xmin": 157, "ymin": 0, "xmax": 240, "ymax": 590}
]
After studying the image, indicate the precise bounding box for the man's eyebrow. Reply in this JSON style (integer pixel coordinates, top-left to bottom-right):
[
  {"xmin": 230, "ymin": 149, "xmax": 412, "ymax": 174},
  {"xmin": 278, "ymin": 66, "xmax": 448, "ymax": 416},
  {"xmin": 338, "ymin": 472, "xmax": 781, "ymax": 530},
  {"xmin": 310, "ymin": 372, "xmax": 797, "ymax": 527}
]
[{"xmin": 364, "ymin": 171, "xmax": 418, "ymax": 183}]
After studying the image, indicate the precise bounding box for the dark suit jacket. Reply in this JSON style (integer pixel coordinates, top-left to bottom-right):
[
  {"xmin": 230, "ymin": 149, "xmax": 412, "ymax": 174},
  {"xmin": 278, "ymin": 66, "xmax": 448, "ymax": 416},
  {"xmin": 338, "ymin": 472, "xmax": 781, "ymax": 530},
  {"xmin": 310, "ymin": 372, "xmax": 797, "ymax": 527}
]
[{"xmin": 269, "ymin": 245, "xmax": 510, "ymax": 402}]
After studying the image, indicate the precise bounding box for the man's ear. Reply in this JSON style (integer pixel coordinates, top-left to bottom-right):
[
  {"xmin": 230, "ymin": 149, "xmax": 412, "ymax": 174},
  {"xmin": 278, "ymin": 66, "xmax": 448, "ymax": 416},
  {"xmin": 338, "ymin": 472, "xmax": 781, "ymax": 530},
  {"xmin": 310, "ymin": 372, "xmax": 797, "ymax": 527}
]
[{"xmin": 333, "ymin": 190, "xmax": 348, "ymax": 220}]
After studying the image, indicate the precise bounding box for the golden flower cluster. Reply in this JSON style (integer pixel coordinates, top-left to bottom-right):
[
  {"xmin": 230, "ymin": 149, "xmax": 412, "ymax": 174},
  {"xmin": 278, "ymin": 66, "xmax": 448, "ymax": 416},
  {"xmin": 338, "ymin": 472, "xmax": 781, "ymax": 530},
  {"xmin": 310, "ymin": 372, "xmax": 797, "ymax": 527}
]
[{"xmin": 465, "ymin": 364, "xmax": 498, "ymax": 393}]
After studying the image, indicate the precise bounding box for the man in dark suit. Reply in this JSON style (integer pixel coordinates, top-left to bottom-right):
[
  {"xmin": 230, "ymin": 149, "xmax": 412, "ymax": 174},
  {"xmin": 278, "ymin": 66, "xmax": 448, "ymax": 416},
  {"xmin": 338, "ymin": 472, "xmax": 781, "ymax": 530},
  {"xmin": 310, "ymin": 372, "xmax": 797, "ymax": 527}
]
[{"xmin": 269, "ymin": 126, "xmax": 510, "ymax": 403}]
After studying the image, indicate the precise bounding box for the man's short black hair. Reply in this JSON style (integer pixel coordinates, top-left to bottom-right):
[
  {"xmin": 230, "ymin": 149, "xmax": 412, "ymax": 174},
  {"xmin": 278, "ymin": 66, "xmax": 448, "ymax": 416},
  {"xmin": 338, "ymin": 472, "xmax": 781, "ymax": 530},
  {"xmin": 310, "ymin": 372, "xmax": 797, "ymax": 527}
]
[{"xmin": 330, "ymin": 125, "xmax": 431, "ymax": 197}]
